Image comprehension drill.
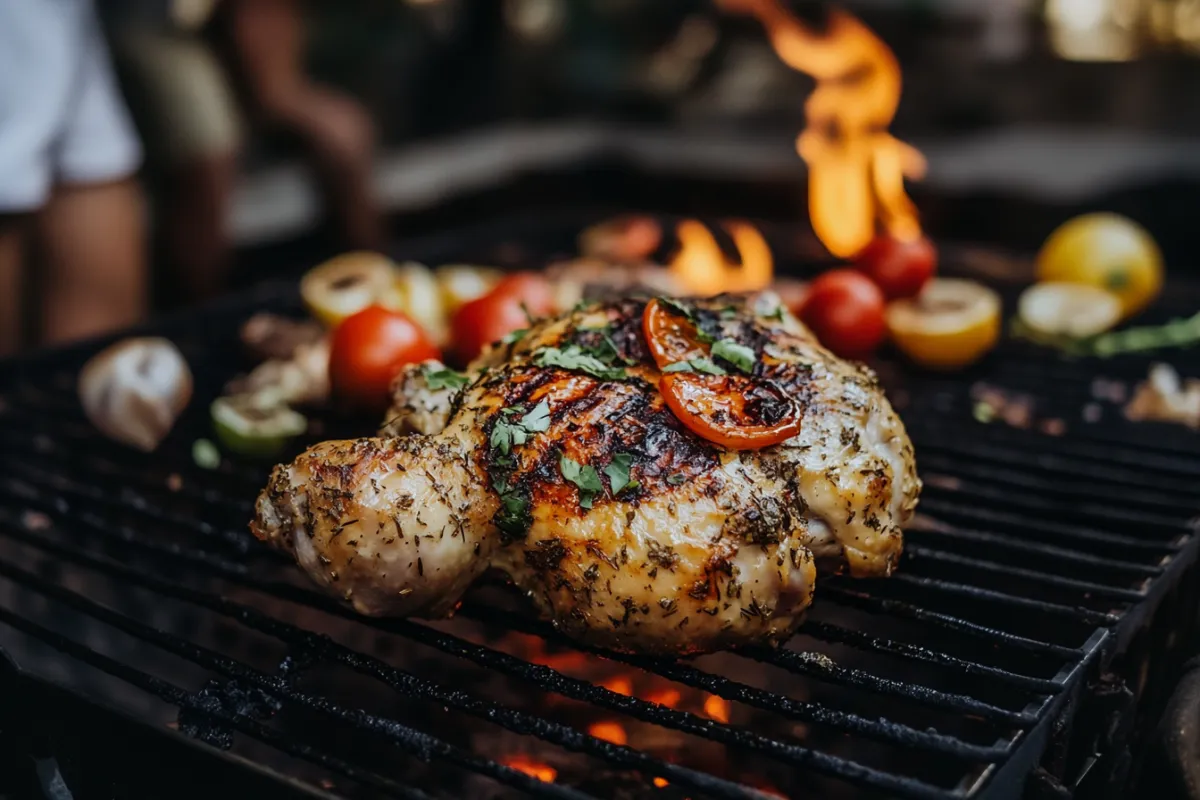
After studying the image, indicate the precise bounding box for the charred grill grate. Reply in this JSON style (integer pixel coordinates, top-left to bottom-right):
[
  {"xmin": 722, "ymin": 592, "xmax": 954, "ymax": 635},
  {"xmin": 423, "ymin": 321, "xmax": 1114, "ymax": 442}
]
[{"xmin": 0, "ymin": 216, "xmax": 1198, "ymax": 799}]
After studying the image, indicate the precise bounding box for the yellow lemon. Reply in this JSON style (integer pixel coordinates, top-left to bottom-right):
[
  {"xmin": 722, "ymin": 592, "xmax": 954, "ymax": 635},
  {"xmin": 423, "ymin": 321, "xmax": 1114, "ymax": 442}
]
[
  {"xmin": 1036, "ymin": 213, "xmax": 1163, "ymax": 318},
  {"xmin": 886, "ymin": 279, "xmax": 1002, "ymax": 370}
]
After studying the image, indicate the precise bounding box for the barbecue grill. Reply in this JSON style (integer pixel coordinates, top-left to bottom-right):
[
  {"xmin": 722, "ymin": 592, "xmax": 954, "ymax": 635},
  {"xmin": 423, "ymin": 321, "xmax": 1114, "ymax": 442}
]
[{"xmin": 0, "ymin": 205, "xmax": 1198, "ymax": 800}]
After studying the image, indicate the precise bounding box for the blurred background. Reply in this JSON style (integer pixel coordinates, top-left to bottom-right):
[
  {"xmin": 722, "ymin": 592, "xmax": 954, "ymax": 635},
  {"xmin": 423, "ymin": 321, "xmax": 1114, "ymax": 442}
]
[{"xmin": 5, "ymin": 0, "xmax": 1200, "ymax": 354}]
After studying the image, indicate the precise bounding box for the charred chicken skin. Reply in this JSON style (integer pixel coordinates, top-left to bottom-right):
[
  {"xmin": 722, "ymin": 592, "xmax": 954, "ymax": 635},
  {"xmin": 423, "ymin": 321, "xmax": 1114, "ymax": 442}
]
[{"xmin": 253, "ymin": 293, "xmax": 920, "ymax": 655}]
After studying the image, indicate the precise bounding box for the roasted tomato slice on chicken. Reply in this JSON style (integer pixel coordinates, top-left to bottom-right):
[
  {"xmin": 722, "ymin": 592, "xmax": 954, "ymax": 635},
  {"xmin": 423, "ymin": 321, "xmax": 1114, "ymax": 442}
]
[
  {"xmin": 660, "ymin": 373, "xmax": 800, "ymax": 450},
  {"xmin": 643, "ymin": 297, "xmax": 709, "ymax": 368}
]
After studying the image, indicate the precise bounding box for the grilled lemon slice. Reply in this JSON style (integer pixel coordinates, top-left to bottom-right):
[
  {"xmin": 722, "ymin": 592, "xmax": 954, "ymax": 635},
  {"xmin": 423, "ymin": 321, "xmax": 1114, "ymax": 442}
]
[
  {"xmin": 300, "ymin": 252, "xmax": 404, "ymax": 327},
  {"xmin": 886, "ymin": 279, "xmax": 1002, "ymax": 370},
  {"xmin": 1018, "ymin": 282, "xmax": 1121, "ymax": 339}
]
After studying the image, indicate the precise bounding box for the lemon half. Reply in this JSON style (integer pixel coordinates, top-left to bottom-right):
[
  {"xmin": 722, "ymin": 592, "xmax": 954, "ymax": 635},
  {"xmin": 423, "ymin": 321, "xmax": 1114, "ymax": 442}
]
[{"xmin": 886, "ymin": 279, "xmax": 1002, "ymax": 370}]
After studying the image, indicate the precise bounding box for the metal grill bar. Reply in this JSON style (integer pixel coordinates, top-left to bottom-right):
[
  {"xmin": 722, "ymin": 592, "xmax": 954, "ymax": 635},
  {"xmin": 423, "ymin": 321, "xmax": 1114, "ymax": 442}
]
[
  {"xmin": 902, "ymin": 547, "xmax": 1147, "ymax": 602},
  {"xmin": 0, "ymin": 517, "xmax": 768, "ymax": 800},
  {"xmin": 462, "ymin": 606, "xmax": 1013, "ymax": 760},
  {"xmin": 815, "ymin": 586, "xmax": 1086, "ymax": 659}
]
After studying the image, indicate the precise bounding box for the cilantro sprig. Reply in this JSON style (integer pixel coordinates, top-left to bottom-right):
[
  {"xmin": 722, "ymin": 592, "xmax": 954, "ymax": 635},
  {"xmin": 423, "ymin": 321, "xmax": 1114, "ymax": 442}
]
[
  {"xmin": 490, "ymin": 400, "xmax": 551, "ymax": 455},
  {"xmin": 711, "ymin": 339, "xmax": 756, "ymax": 373},
  {"xmin": 603, "ymin": 452, "xmax": 638, "ymax": 495},
  {"xmin": 560, "ymin": 455, "xmax": 604, "ymax": 509},
  {"xmin": 534, "ymin": 345, "xmax": 627, "ymax": 381},
  {"xmin": 663, "ymin": 358, "xmax": 727, "ymax": 376},
  {"xmin": 421, "ymin": 365, "xmax": 470, "ymax": 391}
]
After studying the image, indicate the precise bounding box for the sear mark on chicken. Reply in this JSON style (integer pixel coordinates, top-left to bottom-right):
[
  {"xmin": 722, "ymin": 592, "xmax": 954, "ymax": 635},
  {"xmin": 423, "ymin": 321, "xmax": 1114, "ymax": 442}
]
[{"xmin": 252, "ymin": 292, "xmax": 920, "ymax": 655}]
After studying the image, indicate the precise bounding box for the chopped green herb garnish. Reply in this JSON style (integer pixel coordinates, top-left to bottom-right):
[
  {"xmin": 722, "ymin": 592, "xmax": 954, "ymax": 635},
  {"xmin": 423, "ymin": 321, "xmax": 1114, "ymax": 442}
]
[
  {"xmin": 534, "ymin": 345, "xmax": 627, "ymax": 380},
  {"xmin": 494, "ymin": 489, "xmax": 532, "ymax": 538},
  {"xmin": 663, "ymin": 358, "xmax": 727, "ymax": 376},
  {"xmin": 422, "ymin": 365, "xmax": 470, "ymax": 391},
  {"xmin": 519, "ymin": 399, "xmax": 551, "ymax": 433},
  {"xmin": 666, "ymin": 473, "xmax": 686, "ymax": 486},
  {"xmin": 501, "ymin": 328, "xmax": 529, "ymax": 346},
  {"xmin": 765, "ymin": 304, "xmax": 787, "ymax": 322},
  {"xmin": 712, "ymin": 339, "xmax": 756, "ymax": 373},
  {"xmin": 490, "ymin": 399, "xmax": 552, "ymax": 455},
  {"xmin": 603, "ymin": 453, "xmax": 635, "ymax": 495},
  {"xmin": 560, "ymin": 454, "xmax": 604, "ymax": 509},
  {"xmin": 720, "ymin": 306, "xmax": 738, "ymax": 319}
]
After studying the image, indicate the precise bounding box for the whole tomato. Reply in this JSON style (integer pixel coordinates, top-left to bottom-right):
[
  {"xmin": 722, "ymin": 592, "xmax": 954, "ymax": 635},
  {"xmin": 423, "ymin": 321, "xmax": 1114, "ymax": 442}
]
[
  {"xmin": 330, "ymin": 306, "xmax": 440, "ymax": 411},
  {"xmin": 795, "ymin": 269, "xmax": 887, "ymax": 360},
  {"xmin": 450, "ymin": 272, "xmax": 554, "ymax": 364},
  {"xmin": 855, "ymin": 234, "xmax": 937, "ymax": 299}
]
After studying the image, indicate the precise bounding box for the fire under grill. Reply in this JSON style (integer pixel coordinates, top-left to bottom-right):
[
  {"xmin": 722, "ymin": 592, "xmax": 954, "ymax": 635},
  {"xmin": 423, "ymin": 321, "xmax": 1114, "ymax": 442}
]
[{"xmin": 0, "ymin": 214, "xmax": 1198, "ymax": 800}]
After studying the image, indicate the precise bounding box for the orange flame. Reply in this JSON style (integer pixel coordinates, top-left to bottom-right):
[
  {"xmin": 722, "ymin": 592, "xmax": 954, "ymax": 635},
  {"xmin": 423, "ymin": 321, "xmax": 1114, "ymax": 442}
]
[
  {"xmin": 668, "ymin": 220, "xmax": 774, "ymax": 296},
  {"xmin": 719, "ymin": 0, "xmax": 925, "ymax": 257},
  {"xmin": 703, "ymin": 694, "xmax": 731, "ymax": 723},
  {"xmin": 653, "ymin": 777, "xmax": 670, "ymax": 788},
  {"xmin": 588, "ymin": 721, "xmax": 629, "ymax": 746},
  {"xmin": 645, "ymin": 687, "xmax": 683, "ymax": 709},
  {"xmin": 602, "ymin": 675, "xmax": 634, "ymax": 696},
  {"xmin": 501, "ymin": 755, "xmax": 558, "ymax": 783}
]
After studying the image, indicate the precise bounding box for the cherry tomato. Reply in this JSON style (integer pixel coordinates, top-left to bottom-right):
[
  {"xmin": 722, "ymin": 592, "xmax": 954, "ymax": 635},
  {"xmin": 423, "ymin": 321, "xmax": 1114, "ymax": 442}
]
[
  {"xmin": 855, "ymin": 234, "xmax": 937, "ymax": 299},
  {"xmin": 660, "ymin": 373, "xmax": 800, "ymax": 450},
  {"xmin": 449, "ymin": 272, "xmax": 554, "ymax": 364},
  {"xmin": 642, "ymin": 298, "xmax": 708, "ymax": 368},
  {"xmin": 795, "ymin": 269, "xmax": 886, "ymax": 360},
  {"xmin": 330, "ymin": 306, "xmax": 440, "ymax": 411}
]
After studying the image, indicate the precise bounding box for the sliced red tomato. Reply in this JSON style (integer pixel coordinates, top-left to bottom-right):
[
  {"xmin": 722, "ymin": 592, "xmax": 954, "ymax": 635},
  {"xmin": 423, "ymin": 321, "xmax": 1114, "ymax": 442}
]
[
  {"xmin": 642, "ymin": 297, "xmax": 708, "ymax": 368},
  {"xmin": 660, "ymin": 373, "xmax": 800, "ymax": 450}
]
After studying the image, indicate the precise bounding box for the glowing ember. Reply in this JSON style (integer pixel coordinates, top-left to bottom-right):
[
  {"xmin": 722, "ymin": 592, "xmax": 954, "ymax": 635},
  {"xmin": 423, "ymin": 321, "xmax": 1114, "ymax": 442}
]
[
  {"xmin": 668, "ymin": 219, "xmax": 773, "ymax": 296},
  {"xmin": 703, "ymin": 694, "xmax": 731, "ymax": 723},
  {"xmin": 602, "ymin": 675, "xmax": 634, "ymax": 696},
  {"xmin": 653, "ymin": 777, "xmax": 670, "ymax": 788},
  {"xmin": 645, "ymin": 687, "xmax": 683, "ymax": 709},
  {"xmin": 587, "ymin": 721, "xmax": 629, "ymax": 746},
  {"xmin": 501, "ymin": 755, "xmax": 558, "ymax": 783},
  {"xmin": 719, "ymin": 0, "xmax": 925, "ymax": 258}
]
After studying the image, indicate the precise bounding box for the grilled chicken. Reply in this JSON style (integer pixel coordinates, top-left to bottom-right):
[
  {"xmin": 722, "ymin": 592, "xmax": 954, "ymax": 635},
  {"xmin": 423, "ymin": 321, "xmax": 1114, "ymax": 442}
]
[{"xmin": 253, "ymin": 292, "xmax": 920, "ymax": 655}]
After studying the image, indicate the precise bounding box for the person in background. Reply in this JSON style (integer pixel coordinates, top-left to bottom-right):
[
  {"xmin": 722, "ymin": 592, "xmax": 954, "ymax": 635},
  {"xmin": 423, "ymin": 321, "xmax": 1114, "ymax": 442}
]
[
  {"xmin": 0, "ymin": 0, "xmax": 148, "ymax": 357},
  {"xmin": 107, "ymin": 0, "xmax": 383, "ymax": 304}
]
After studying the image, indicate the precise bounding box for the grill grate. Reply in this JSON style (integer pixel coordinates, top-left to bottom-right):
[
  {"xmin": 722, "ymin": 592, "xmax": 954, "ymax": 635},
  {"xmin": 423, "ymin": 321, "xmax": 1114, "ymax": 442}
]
[{"xmin": 0, "ymin": 217, "xmax": 1197, "ymax": 799}]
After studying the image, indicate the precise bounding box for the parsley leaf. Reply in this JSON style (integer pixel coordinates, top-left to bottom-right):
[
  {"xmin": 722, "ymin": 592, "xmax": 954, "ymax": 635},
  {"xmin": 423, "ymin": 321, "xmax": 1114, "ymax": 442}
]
[
  {"xmin": 534, "ymin": 345, "xmax": 627, "ymax": 381},
  {"xmin": 520, "ymin": 400, "xmax": 551, "ymax": 432},
  {"xmin": 663, "ymin": 358, "xmax": 727, "ymax": 376},
  {"xmin": 422, "ymin": 365, "xmax": 470, "ymax": 391},
  {"xmin": 501, "ymin": 328, "xmax": 528, "ymax": 346},
  {"xmin": 666, "ymin": 473, "xmax": 686, "ymax": 485},
  {"xmin": 490, "ymin": 400, "xmax": 552, "ymax": 454},
  {"xmin": 712, "ymin": 339, "xmax": 756, "ymax": 373},
  {"xmin": 489, "ymin": 419, "xmax": 525, "ymax": 455},
  {"xmin": 720, "ymin": 306, "xmax": 738, "ymax": 319},
  {"xmin": 560, "ymin": 454, "xmax": 604, "ymax": 509},
  {"xmin": 603, "ymin": 453, "xmax": 635, "ymax": 495},
  {"xmin": 494, "ymin": 488, "xmax": 532, "ymax": 538},
  {"xmin": 765, "ymin": 304, "xmax": 787, "ymax": 322}
]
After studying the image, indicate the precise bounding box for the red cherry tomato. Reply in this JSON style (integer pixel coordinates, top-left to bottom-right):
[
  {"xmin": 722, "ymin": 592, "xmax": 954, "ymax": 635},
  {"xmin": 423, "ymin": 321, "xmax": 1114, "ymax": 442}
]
[
  {"xmin": 330, "ymin": 306, "xmax": 440, "ymax": 411},
  {"xmin": 660, "ymin": 373, "xmax": 801, "ymax": 450},
  {"xmin": 450, "ymin": 272, "xmax": 554, "ymax": 364},
  {"xmin": 795, "ymin": 269, "xmax": 887, "ymax": 360},
  {"xmin": 854, "ymin": 234, "xmax": 938, "ymax": 299},
  {"xmin": 642, "ymin": 298, "xmax": 708, "ymax": 368}
]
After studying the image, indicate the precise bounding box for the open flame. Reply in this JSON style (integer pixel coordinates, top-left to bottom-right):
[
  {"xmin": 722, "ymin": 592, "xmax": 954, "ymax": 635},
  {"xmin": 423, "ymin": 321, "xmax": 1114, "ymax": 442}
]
[
  {"xmin": 668, "ymin": 219, "xmax": 773, "ymax": 296},
  {"xmin": 720, "ymin": 0, "xmax": 925, "ymax": 258}
]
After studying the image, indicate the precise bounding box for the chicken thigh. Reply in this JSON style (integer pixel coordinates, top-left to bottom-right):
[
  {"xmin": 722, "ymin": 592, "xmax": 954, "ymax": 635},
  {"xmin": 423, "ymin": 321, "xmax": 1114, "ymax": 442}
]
[{"xmin": 253, "ymin": 292, "xmax": 919, "ymax": 655}]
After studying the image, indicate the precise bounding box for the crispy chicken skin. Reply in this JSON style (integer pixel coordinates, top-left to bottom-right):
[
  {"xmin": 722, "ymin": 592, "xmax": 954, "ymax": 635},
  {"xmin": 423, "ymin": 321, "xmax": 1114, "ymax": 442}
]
[{"xmin": 253, "ymin": 292, "xmax": 919, "ymax": 655}]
